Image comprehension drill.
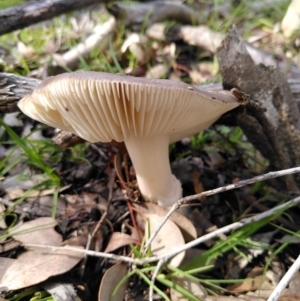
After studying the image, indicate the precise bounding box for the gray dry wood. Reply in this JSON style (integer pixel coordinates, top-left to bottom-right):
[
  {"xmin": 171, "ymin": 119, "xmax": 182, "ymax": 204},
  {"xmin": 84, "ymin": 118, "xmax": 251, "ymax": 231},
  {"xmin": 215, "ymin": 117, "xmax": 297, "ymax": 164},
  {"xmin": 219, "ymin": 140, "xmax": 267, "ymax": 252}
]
[
  {"xmin": 217, "ymin": 26, "xmax": 300, "ymax": 191},
  {"xmin": 0, "ymin": 0, "xmax": 110, "ymax": 35},
  {"xmin": 0, "ymin": 73, "xmax": 40, "ymax": 113}
]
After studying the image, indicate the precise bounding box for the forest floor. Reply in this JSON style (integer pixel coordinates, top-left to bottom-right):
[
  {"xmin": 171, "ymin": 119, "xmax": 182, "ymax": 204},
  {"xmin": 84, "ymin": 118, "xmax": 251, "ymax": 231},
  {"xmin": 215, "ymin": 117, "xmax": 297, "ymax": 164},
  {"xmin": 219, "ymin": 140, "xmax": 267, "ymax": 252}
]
[{"xmin": 1, "ymin": 0, "xmax": 300, "ymax": 301}]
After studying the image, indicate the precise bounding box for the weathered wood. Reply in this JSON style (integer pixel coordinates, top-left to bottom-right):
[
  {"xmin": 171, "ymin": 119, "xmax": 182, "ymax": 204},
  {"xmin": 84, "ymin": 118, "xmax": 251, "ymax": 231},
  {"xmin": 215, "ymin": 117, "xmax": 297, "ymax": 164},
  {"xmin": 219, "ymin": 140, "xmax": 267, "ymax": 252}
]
[
  {"xmin": 107, "ymin": 2, "xmax": 208, "ymax": 30},
  {"xmin": 0, "ymin": 73, "xmax": 40, "ymax": 113},
  {"xmin": 0, "ymin": 0, "xmax": 110, "ymax": 35},
  {"xmin": 217, "ymin": 26, "xmax": 300, "ymax": 191},
  {"xmin": 108, "ymin": 0, "xmax": 289, "ymax": 31}
]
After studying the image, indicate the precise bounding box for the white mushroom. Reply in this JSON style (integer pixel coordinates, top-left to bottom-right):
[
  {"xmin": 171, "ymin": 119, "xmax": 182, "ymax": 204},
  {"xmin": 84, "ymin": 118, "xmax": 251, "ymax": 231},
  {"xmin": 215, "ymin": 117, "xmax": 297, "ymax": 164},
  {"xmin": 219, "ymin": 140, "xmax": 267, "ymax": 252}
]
[{"xmin": 18, "ymin": 71, "xmax": 239, "ymax": 207}]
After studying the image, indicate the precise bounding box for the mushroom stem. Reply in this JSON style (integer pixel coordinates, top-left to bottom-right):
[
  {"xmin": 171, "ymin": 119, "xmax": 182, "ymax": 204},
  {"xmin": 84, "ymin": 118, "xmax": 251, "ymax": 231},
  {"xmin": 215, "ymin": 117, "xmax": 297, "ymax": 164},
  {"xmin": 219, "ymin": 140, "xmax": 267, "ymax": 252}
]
[{"xmin": 125, "ymin": 135, "xmax": 182, "ymax": 207}]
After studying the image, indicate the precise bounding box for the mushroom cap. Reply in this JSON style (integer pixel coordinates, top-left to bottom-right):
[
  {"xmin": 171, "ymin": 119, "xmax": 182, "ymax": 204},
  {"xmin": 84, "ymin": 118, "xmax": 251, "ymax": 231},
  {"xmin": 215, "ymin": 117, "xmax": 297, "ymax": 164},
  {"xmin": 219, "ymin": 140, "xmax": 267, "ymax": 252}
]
[{"xmin": 18, "ymin": 71, "xmax": 239, "ymax": 143}]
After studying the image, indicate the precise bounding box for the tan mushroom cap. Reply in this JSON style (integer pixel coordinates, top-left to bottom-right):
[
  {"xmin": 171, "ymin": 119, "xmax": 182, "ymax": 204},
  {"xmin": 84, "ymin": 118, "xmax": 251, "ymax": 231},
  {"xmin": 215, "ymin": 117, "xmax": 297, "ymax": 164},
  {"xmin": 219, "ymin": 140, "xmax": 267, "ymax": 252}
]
[{"xmin": 18, "ymin": 71, "xmax": 239, "ymax": 144}]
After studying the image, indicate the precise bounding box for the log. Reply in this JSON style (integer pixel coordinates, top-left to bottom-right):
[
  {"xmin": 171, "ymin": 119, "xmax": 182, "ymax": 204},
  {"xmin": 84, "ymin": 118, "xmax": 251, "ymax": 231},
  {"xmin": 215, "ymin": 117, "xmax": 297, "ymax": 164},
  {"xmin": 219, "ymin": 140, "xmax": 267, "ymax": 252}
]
[
  {"xmin": 52, "ymin": 17, "xmax": 116, "ymax": 70},
  {"xmin": 0, "ymin": 73, "xmax": 40, "ymax": 113},
  {"xmin": 0, "ymin": 0, "xmax": 111, "ymax": 35},
  {"xmin": 107, "ymin": 1, "xmax": 230, "ymax": 31},
  {"xmin": 108, "ymin": 0, "xmax": 288, "ymax": 30}
]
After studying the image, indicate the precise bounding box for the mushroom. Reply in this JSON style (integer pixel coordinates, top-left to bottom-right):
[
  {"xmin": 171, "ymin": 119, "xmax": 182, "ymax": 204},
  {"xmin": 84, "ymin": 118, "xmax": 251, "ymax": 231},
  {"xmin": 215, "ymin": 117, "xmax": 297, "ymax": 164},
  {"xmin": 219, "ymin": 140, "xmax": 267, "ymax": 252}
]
[{"xmin": 18, "ymin": 71, "xmax": 239, "ymax": 207}]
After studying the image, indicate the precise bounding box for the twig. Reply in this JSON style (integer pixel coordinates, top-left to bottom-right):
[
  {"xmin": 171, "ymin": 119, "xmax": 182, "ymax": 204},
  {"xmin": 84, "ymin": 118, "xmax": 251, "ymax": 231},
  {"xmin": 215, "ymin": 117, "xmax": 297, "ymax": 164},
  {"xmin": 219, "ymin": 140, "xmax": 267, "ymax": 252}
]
[
  {"xmin": 149, "ymin": 259, "xmax": 165, "ymax": 301},
  {"xmin": 157, "ymin": 196, "xmax": 300, "ymax": 263},
  {"xmin": 52, "ymin": 17, "xmax": 116, "ymax": 69},
  {"xmin": 242, "ymin": 194, "xmax": 298, "ymax": 231},
  {"xmin": 143, "ymin": 166, "xmax": 300, "ymax": 251},
  {"xmin": 23, "ymin": 244, "xmax": 150, "ymax": 264},
  {"xmin": 107, "ymin": 2, "xmax": 205, "ymax": 29},
  {"xmin": 80, "ymin": 211, "xmax": 107, "ymax": 277},
  {"xmin": 267, "ymin": 255, "xmax": 300, "ymax": 301},
  {"xmin": 23, "ymin": 195, "xmax": 300, "ymax": 266},
  {"xmin": 80, "ymin": 169, "xmax": 115, "ymax": 276}
]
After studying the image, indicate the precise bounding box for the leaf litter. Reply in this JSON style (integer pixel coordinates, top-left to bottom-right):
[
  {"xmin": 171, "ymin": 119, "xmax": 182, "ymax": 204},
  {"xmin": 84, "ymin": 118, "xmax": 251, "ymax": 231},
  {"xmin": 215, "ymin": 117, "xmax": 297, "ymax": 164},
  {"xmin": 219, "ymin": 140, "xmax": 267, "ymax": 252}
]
[
  {"xmin": 0, "ymin": 217, "xmax": 84, "ymax": 291},
  {"xmin": 1, "ymin": 1, "xmax": 300, "ymax": 300}
]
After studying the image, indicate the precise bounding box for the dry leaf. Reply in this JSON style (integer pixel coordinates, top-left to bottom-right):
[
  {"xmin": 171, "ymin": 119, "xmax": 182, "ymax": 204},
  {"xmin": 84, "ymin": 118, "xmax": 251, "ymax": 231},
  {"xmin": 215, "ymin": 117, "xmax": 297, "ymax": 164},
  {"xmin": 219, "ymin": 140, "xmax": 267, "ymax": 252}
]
[
  {"xmin": 5, "ymin": 187, "xmax": 56, "ymax": 201},
  {"xmin": 9, "ymin": 217, "xmax": 62, "ymax": 246},
  {"xmin": 0, "ymin": 203, "xmax": 7, "ymax": 230},
  {"xmin": 3, "ymin": 112, "xmax": 23, "ymax": 127},
  {"xmin": 145, "ymin": 213, "xmax": 185, "ymax": 267},
  {"xmin": 43, "ymin": 282, "xmax": 79, "ymax": 301},
  {"xmin": 98, "ymin": 262, "xmax": 128, "ymax": 301},
  {"xmin": 0, "ymin": 258, "xmax": 15, "ymax": 279},
  {"xmin": 279, "ymin": 297, "xmax": 299, "ymax": 301},
  {"xmin": 17, "ymin": 41, "xmax": 35, "ymax": 60},
  {"xmin": 135, "ymin": 203, "xmax": 197, "ymax": 242},
  {"xmin": 281, "ymin": 0, "xmax": 300, "ymax": 38},
  {"xmin": 192, "ymin": 169, "xmax": 205, "ymax": 197},
  {"xmin": 206, "ymin": 296, "xmax": 263, "ymax": 301},
  {"xmin": 0, "ymin": 247, "xmax": 84, "ymax": 291},
  {"xmin": 280, "ymin": 273, "xmax": 300, "ymax": 300},
  {"xmin": 170, "ymin": 276, "xmax": 207, "ymax": 300},
  {"xmin": 104, "ymin": 232, "xmax": 138, "ymax": 253},
  {"xmin": 227, "ymin": 267, "xmax": 264, "ymax": 293},
  {"xmin": 0, "ymin": 240, "xmax": 21, "ymax": 253}
]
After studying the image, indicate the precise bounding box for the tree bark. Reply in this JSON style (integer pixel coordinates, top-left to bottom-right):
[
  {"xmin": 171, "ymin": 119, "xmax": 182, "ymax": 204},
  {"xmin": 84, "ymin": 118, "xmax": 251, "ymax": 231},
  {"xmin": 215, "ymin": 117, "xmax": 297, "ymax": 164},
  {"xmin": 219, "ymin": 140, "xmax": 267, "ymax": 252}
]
[
  {"xmin": 0, "ymin": 73, "xmax": 40, "ymax": 113},
  {"xmin": 217, "ymin": 26, "xmax": 300, "ymax": 192},
  {"xmin": 0, "ymin": 0, "xmax": 111, "ymax": 35}
]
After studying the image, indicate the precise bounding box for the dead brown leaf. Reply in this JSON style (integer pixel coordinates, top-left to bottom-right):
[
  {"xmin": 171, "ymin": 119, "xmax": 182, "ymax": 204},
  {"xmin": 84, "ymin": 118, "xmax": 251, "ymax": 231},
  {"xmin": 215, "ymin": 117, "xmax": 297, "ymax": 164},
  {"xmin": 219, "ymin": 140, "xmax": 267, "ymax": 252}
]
[
  {"xmin": 9, "ymin": 217, "xmax": 62, "ymax": 246},
  {"xmin": 206, "ymin": 296, "xmax": 265, "ymax": 301},
  {"xmin": 135, "ymin": 202, "xmax": 197, "ymax": 242},
  {"xmin": 170, "ymin": 275, "xmax": 207, "ymax": 300},
  {"xmin": 145, "ymin": 213, "xmax": 185, "ymax": 267},
  {"xmin": 0, "ymin": 247, "xmax": 84, "ymax": 291},
  {"xmin": 0, "ymin": 258, "xmax": 15, "ymax": 280},
  {"xmin": 5, "ymin": 187, "xmax": 56, "ymax": 201},
  {"xmin": 192, "ymin": 169, "xmax": 206, "ymax": 198},
  {"xmin": 227, "ymin": 267, "xmax": 264, "ymax": 294},
  {"xmin": 98, "ymin": 262, "xmax": 128, "ymax": 301},
  {"xmin": 43, "ymin": 282, "xmax": 79, "ymax": 301},
  {"xmin": 280, "ymin": 273, "xmax": 300, "ymax": 300},
  {"xmin": 17, "ymin": 41, "xmax": 35, "ymax": 60},
  {"xmin": 0, "ymin": 203, "xmax": 7, "ymax": 230},
  {"xmin": 104, "ymin": 232, "xmax": 138, "ymax": 253}
]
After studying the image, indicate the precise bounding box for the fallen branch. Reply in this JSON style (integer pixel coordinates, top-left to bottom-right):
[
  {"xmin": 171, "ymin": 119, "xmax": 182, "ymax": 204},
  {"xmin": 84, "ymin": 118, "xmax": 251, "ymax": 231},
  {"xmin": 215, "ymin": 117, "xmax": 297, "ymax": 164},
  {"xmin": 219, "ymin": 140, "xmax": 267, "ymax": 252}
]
[
  {"xmin": 108, "ymin": 0, "xmax": 288, "ymax": 30},
  {"xmin": 0, "ymin": 0, "xmax": 110, "ymax": 36},
  {"xmin": 52, "ymin": 17, "xmax": 116, "ymax": 70},
  {"xmin": 0, "ymin": 73, "xmax": 40, "ymax": 113},
  {"xmin": 107, "ymin": 2, "xmax": 207, "ymax": 29}
]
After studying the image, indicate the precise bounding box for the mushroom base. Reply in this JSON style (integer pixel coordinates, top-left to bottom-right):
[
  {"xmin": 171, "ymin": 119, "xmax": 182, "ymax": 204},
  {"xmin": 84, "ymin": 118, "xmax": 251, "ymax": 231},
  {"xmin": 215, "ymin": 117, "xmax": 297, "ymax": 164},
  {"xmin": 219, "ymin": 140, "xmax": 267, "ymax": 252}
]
[{"xmin": 125, "ymin": 135, "xmax": 182, "ymax": 207}]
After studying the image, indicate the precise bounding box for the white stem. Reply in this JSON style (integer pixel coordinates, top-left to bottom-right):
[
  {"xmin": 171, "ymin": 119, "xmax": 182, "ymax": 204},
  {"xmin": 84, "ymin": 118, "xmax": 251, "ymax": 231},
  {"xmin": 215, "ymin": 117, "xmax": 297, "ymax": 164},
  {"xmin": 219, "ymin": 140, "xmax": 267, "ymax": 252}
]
[{"xmin": 125, "ymin": 135, "xmax": 182, "ymax": 207}]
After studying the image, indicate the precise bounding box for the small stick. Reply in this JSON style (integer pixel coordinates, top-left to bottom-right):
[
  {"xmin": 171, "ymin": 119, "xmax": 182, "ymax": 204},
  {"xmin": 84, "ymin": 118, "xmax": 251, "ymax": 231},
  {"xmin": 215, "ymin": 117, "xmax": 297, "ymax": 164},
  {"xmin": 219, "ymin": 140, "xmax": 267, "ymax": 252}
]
[
  {"xmin": 144, "ymin": 166, "xmax": 300, "ymax": 251},
  {"xmin": 158, "ymin": 196, "xmax": 300, "ymax": 264},
  {"xmin": 149, "ymin": 259, "xmax": 165, "ymax": 301},
  {"xmin": 267, "ymin": 255, "xmax": 300, "ymax": 301}
]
